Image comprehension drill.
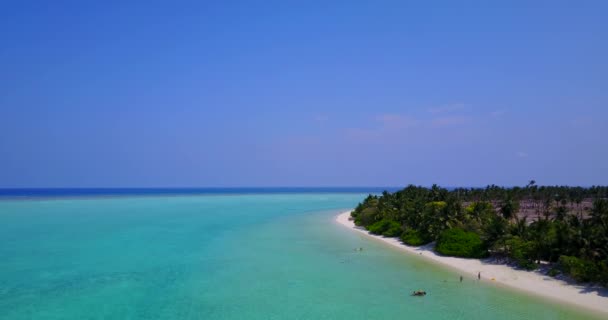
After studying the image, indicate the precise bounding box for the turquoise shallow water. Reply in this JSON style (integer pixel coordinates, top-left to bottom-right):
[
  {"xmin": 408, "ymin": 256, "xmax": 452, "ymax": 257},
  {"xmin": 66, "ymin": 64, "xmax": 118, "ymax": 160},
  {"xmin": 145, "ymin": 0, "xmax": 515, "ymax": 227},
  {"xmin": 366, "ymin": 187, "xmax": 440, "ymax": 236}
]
[{"xmin": 0, "ymin": 194, "xmax": 602, "ymax": 319}]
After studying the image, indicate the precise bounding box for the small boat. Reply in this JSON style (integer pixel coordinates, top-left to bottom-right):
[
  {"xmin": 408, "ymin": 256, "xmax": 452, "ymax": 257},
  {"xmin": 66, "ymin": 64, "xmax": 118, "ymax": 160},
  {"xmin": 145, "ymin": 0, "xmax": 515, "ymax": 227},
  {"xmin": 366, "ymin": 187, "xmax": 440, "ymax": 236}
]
[{"xmin": 411, "ymin": 290, "xmax": 426, "ymax": 296}]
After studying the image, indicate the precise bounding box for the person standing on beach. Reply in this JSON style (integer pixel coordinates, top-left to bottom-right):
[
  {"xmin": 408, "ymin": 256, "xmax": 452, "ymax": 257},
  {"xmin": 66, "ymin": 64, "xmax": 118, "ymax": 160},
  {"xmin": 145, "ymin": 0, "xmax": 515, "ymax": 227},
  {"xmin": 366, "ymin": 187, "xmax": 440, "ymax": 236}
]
[
  {"xmin": 478, "ymin": 272, "xmax": 481, "ymax": 280},
  {"xmin": 460, "ymin": 275, "xmax": 463, "ymax": 282}
]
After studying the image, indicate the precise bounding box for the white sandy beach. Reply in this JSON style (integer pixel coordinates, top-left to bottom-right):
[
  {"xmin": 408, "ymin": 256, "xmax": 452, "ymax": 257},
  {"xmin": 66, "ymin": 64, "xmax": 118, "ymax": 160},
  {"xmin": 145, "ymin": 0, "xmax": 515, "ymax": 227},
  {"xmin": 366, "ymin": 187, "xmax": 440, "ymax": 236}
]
[{"xmin": 336, "ymin": 210, "xmax": 608, "ymax": 316}]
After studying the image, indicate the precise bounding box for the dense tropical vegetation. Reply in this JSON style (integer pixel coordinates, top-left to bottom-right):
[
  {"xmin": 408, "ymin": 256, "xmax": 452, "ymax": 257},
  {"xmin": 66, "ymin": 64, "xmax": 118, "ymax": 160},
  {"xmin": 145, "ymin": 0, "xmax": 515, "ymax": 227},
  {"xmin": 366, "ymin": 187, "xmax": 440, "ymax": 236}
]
[{"xmin": 351, "ymin": 182, "xmax": 608, "ymax": 285}]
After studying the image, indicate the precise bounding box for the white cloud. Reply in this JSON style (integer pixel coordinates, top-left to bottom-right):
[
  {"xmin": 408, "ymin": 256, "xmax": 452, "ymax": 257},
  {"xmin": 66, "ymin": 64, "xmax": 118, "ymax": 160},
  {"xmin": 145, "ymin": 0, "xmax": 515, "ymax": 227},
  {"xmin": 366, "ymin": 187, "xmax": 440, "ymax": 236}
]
[
  {"xmin": 428, "ymin": 103, "xmax": 468, "ymax": 115},
  {"xmin": 375, "ymin": 114, "xmax": 418, "ymax": 130},
  {"xmin": 516, "ymin": 151, "xmax": 528, "ymax": 158},
  {"xmin": 342, "ymin": 114, "xmax": 418, "ymax": 143},
  {"xmin": 431, "ymin": 116, "xmax": 470, "ymax": 127}
]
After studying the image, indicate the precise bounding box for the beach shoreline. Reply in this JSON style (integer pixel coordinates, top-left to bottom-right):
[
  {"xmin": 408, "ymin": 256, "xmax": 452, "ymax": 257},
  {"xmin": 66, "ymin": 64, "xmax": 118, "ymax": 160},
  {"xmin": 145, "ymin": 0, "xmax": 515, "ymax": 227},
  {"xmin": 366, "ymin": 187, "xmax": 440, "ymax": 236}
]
[{"xmin": 335, "ymin": 210, "xmax": 608, "ymax": 316}]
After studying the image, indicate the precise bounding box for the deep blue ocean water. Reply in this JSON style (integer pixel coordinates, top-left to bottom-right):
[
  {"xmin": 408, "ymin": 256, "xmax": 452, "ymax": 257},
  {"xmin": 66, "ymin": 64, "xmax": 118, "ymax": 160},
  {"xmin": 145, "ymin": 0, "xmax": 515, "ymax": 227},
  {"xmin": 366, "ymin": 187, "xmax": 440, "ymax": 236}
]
[
  {"xmin": 0, "ymin": 190, "xmax": 601, "ymax": 319},
  {"xmin": 0, "ymin": 187, "xmax": 398, "ymax": 199}
]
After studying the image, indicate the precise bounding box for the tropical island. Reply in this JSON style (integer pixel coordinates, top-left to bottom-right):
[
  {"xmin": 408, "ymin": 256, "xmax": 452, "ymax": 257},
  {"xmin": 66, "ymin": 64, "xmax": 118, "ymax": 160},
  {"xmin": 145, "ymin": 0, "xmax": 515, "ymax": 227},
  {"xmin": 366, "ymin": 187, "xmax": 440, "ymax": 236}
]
[{"xmin": 338, "ymin": 182, "xmax": 608, "ymax": 314}]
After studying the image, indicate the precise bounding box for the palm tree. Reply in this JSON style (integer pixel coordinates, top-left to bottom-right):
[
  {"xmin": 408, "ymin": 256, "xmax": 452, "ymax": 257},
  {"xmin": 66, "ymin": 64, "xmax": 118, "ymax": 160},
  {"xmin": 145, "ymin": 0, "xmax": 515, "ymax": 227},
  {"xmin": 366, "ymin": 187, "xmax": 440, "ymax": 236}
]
[
  {"xmin": 511, "ymin": 216, "xmax": 528, "ymax": 239},
  {"xmin": 500, "ymin": 197, "xmax": 519, "ymax": 221},
  {"xmin": 588, "ymin": 199, "xmax": 608, "ymax": 261}
]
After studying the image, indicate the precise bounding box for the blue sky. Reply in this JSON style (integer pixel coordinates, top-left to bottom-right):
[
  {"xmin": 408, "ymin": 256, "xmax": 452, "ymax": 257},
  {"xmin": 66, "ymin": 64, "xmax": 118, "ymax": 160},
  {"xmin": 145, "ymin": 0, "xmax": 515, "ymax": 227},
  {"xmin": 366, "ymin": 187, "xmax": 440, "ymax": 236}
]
[{"xmin": 1, "ymin": 1, "xmax": 607, "ymax": 187}]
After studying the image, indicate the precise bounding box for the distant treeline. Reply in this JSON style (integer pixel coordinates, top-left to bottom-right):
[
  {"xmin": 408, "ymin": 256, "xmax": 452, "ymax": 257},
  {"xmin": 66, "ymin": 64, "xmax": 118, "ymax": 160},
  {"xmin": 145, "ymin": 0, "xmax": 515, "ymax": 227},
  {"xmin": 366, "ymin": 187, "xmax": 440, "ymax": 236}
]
[{"xmin": 351, "ymin": 182, "xmax": 608, "ymax": 286}]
